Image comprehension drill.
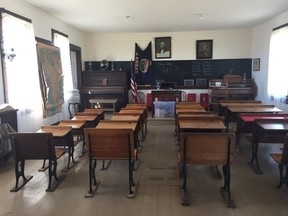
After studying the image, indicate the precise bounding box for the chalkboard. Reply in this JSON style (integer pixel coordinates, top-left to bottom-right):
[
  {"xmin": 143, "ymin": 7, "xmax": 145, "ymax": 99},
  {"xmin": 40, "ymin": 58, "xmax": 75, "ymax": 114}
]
[
  {"xmin": 84, "ymin": 59, "xmax": 252, "ymax": 87},
  {"xmin": 152, "ymin": 59, "xmax": 251, "ymax": 86}
]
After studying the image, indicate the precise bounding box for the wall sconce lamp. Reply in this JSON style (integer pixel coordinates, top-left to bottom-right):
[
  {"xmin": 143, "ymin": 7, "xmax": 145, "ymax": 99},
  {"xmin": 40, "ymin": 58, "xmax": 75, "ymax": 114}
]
[{"xmin": 2, "ymin": 48, "xmax": 16, "ymax": 62}]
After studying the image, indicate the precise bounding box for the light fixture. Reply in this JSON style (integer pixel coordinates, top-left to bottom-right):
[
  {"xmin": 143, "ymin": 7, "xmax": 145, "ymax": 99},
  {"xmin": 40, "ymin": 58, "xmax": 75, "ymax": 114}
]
[
  {"xmin": 125, "ymin": 16, "xmax": 130, "ymax": 22},
  {"xmin": 199, "ymin": 13, "xmax": 204, "ymax": 21},
  {"xmin": 1, "ymin": 47, "xmax": 16, "ymax": 62}
]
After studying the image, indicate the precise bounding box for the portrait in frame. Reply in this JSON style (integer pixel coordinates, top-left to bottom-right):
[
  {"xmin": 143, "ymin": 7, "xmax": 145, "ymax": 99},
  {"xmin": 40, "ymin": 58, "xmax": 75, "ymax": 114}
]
[
  {"xmin": 196, "ymin": 40, "xmax": 213, "ymax": 59},
  {"xmin": 155, "ymin": 37, "xmax": 171, "ymax": 59},
  {"xmin": 253, "ymin": 58, "xmax": 260, "ymax": 71}
]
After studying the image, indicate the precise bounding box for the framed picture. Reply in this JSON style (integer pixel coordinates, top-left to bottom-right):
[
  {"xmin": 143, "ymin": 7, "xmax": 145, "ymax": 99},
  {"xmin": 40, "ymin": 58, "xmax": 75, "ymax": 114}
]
[
  {"xmin": 184, "ymin": 79, "xmax": 195, "ymax": 86},
  {"xmin": 196, "ymin": 78, "xmax": 207, "ymax": 87},
  {"xmin": 155, "ymin": 37, "xmax": 171, "ymax": 59},
  {"xmin": 253, "ymin": 58, "xmax": 260, "ymax": 71},
  {"xmin": 196, "ymin": 40, "xmax": 213, "ymax": 59}
]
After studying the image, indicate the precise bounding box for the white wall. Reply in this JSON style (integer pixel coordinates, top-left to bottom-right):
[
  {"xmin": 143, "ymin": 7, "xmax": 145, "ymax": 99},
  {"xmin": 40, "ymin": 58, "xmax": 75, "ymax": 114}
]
[
  {"xmin": 252, "ymin": 10, "xmax": 288, "ymax": 112},
  {"xmin": 83, "ymin": 29, "xmax": 252, "ymax": 61},
  {"xmin": 84, "ymin": 29, "xmax": 252, "ymax": 103}
]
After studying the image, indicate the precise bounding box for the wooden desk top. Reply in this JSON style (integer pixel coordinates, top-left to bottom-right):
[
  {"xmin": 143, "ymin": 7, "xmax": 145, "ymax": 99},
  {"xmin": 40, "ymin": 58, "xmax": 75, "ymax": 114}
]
[
  {"xmin": 111, "ymin": 115, "xmax": 140, "ymax": 121},
  {"xmin": 119, "ymin": 109, "xmax": 144, "ymax": 115},
  {"xmin": 258, "ymin": 123, "xmax": 288, "ymax": 130},
  {"xmin": 83, "ymin": 109, "xmax": 104, "ymax": 114},
  {"xmin": 96, "ymin": 121, "xmax": 137, "ymax": 130},
  {"xmin": 220, "ymin": 103, "xmax": 272, "ymax": 107},
  {"xmin": 71, "ymin": 115, "xmax": 97, "ymax": 121},
  {"xmin": 178, "ymin": 114, "xmax": 216, "ymax": 118},
  {"xmin": 179, "ymin": 119, "xmax": 226, "ymax": 131},
  {"xmin": 176, "ymin": 104, "xmax": 203, "ymax": 109},
  {"xmin": 227, "ymin": 106, "xmax": 282, "ymax": 113},
  {"xmin": 219, "ymin": 100, "xmax": 262, "ymax": 104},
  {"xmin": 256, "ymin": 119, "xmax": 288, "ymax": 131},
  {"xmin": 125, "ymin": 104, "xmax": 147, "ymax": 109},
  {"xmin": 38, "ymin": 125, "xmax": 72, "ymax": 137},
  {"xmin": 176, "ymin": 109, "xmax": 207, "ymax": 114},
  {"xmin": 239, "ymin": 114, "xmax": 288, "ymax": 122},
  {"xmin": 58, "ymin": 120, "xmax": 85, "ymax": 129}
]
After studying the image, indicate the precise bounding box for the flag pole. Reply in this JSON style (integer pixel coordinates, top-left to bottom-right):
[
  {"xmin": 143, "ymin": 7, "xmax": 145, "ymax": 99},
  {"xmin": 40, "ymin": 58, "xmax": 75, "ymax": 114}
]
[{"xmin": 130, "ymin": 59, "xmax": 139, "ymax": 104}]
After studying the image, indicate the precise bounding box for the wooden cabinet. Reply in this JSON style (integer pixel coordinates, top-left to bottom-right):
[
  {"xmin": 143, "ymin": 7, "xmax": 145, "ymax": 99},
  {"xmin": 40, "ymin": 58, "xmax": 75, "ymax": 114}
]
[
  {"xmin": 209, "ymin": 80, "xmax": 228, "ymax": 110},
  {"xmin": 80, "ymin": 70, "xmax": 128, "ymax": 111},
  {"xmin": 226, "ymin": 79, "xmax": 257, "ymax": 100},
  {"xmin": 208, "ymin": 79, "xmax": 257, "ymax": 111}
]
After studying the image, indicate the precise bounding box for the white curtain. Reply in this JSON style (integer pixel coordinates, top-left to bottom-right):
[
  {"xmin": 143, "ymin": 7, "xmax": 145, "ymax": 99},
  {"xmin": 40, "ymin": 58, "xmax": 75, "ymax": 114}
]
[
  {"xmin": 2, "ymin": 13, "xmax": 43, "ymax": 132},
  {"xmin": 53, "ymin": 33, "xmax": 73, "ymax": 119},
  {"xmin": 268, "ymin": 25, "xmax": 288, "ymax": 102}
]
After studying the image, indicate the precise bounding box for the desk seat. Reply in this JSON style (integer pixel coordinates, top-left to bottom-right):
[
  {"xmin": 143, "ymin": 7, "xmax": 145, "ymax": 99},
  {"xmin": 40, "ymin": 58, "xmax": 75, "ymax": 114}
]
[
  {"xmin": 84, "ymin": 128, "xmax": 137, "ymax": 198},
  {"xmin": 179, "ymin": 132, "xmax": 236, "ymax": 208},
  {"xmin": 10, "ymin": 133, "xmax": 65, "ymax": 192}
]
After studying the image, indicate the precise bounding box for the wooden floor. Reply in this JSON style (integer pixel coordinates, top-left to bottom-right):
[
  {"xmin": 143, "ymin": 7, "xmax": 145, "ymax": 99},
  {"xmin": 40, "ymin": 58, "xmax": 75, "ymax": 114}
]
[{"xmin": 0, "ymin": 114, "xmax": 288, "ymax": 216}]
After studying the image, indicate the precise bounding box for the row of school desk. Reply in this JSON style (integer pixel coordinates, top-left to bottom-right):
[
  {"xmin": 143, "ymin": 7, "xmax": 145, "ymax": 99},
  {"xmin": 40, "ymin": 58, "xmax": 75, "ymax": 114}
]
[
  {"xmin": 175, "ymin": 101, "xmax": 288, "ymax": 207},
  {"xmin": 9, "ymin": 108, "xmax": 105, "ymax": 192},
  {"xmin": 9, "ymin": 104, "xmax": 149, "ymax": 194},
  {"xmin": 218, "ymin": 100, "xmax": 288, "ymax": 186},
  {"xmin": 84, "ymin": 103, "xmax": 148, "ymax": 198},
  {"xmin": 175, "ymin": 102, "xmax": 236, "ymax": 207}
]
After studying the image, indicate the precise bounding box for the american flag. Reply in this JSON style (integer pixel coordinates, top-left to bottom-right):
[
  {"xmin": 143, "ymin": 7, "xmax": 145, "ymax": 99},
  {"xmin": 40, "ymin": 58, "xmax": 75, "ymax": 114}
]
[{"xmin": 130, "ymin": 63, "xmax": 139, "ymax": 103}]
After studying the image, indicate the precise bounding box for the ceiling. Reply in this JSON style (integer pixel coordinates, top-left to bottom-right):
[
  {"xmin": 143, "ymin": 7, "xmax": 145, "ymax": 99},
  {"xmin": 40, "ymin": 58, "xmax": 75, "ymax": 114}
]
[{"xmin": 23, "ymin": 0, "xmax": 288, "ymax": 33}]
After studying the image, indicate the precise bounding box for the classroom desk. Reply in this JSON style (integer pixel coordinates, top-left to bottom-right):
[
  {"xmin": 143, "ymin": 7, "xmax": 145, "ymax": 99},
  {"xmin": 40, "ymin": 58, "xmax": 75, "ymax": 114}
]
[
  {"xmin": 176, "ymin": 108, "xmax": 207, "ymax": 115},
  {"xmin": 235, "ymin": 113, "xmax": 288, "ymax": 149},
  {"xmin": 178, "ymin": 116, "xmax": 227, "ymax": 141},
  {"xmin": 175, "ymin": 113, "xmax": 214, "ymax": 135},
  {"xmin": 248, "ymin": 119, "xmax": 288, "ymax": 174},
  {"xmin": 179, "ymin": 117, "xmax": 227, "ymax": 132},
  {"xmin": 58, "ymin": 120, "xmax": 86, "ymax": 156},
  {"xmin": 118, "ymin": 109, "xmax": 146, "ymax": 141},
  {"xmin": 37, "ymin": 125, "xmax": 77, "ymax": 172},
  {"xmin": 122, "ymin": 105, "xmax": 148, "ymax": 135},
  {"xmin": 83, "ymin": 108, "xmax": 105, "ymax": 121},
  {"xmin": 96, "ymin": 120, "xmax": 139, "ymax": 150},
  {"xmin": 71, "ymin": 114, "xmax": 100, "ymax": 128},
  {"xmin": 224, "ymin": 106, "xmax": 282, "ymax": 131},
  {"xmin": 218, "ymin": 101, "xmax": 262, "ymax": 116},
  {"xmin": 178, "ymin": 117, "xmax": 227, "ymax": 179},
  {"xmin": 95, "ymin": 120, "xmax": 138, "ymax": 171},
  {"xmin": 176, "ymin": 103, "xmax": 203, "ymax": 109}
]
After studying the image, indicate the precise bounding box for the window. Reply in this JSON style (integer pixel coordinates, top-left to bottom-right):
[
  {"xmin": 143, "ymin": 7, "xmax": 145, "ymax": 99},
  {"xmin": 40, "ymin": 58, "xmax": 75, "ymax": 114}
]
[
  {"xmin": 268, "ymin": 24, "xmax": 288, "ymax": 101},
  {"xmin": 52, "ymin": 30, "xmax": 73, "ymax": 119},
  {"xmin": 2, "ymin": 13, "xmax": 42, "ymax": 132}
]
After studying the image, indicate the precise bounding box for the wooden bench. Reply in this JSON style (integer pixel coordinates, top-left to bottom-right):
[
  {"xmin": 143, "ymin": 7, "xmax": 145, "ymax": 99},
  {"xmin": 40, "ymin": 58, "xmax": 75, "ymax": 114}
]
[
  {"xmin": 179, "ymin": 132, "xmax": 236, "ymax": 208},
  {"xmin": 84, "ymin": 128, "xmax": 137, "ymax": 198},
  {"xmin": 89, "ymin": 98, "xmax": 118, "ymax": 112},
  {"xmin": 270, "ymin": 134, "xmax": 288, "ymax": 188},
  {"xmin": 9, "ymin": 133, "xmax": 65, "ymax": 192}
]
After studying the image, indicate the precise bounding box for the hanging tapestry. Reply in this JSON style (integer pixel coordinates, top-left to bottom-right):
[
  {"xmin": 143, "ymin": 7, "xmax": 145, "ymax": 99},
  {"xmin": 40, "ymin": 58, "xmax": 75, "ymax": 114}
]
[
  {"xmin": 37, "ymin": 42, "xmax": 64, "ymax": 118},
  {"xmin": 134, "ymin": 42, "xmax": 154, "ymax": 85}
]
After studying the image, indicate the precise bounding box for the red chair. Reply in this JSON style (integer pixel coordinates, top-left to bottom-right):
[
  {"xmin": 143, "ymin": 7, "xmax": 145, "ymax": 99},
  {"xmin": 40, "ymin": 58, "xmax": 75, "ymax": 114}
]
[
  {"xmin": 146, "ymin": 93, "xmax": 152, "ymax": 110},
  {"xmin": 200, "ymin": 93, "xmax": 209, "ymax": 110},
  {"xmin": 187, "ymin": 93, "xmax": 196, "ymax": 102}
]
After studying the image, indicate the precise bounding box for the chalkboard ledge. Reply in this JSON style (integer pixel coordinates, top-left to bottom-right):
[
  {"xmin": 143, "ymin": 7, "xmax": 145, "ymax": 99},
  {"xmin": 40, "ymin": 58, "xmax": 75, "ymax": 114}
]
[{"xmin": 137, "ymin": 86, "xmax": 208, "ymax": 90}]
